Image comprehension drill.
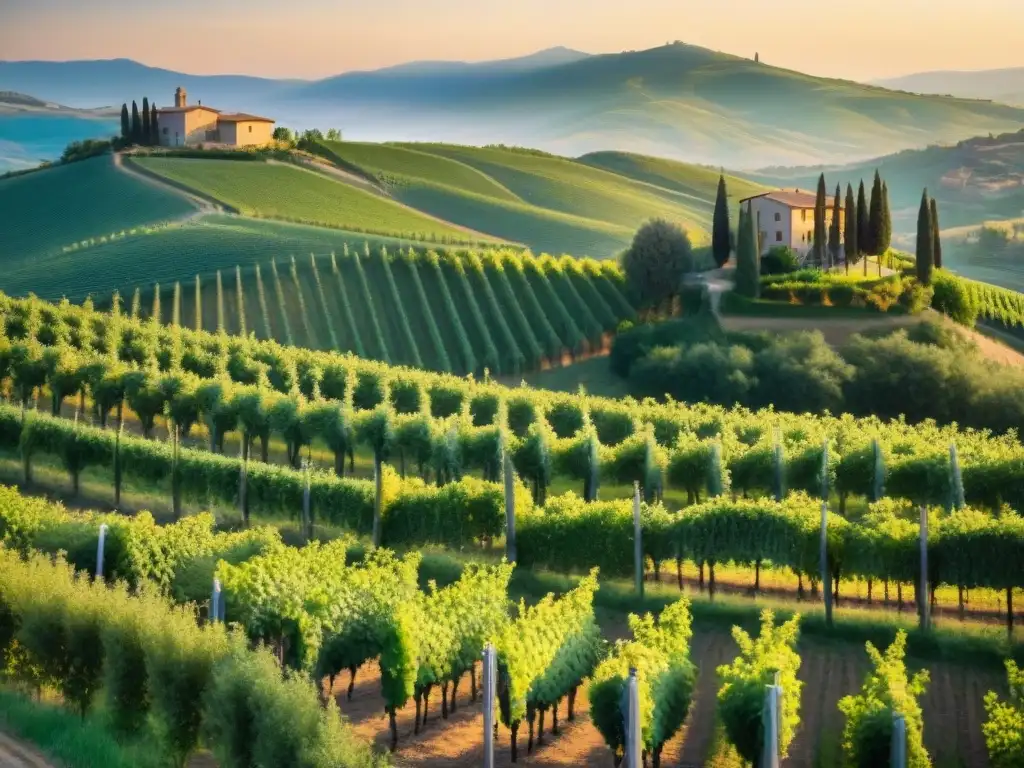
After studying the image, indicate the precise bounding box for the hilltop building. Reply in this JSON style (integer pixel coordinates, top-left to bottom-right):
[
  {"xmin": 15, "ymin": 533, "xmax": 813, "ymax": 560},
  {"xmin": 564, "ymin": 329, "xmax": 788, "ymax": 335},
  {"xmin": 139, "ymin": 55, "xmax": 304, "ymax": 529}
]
[
  {"xmin": 738, "ymin": 189, "xmax": 845, "ymax": 258},
  {"xmin": 156, "ymin": 87, "xmax": 275, "ymax": 148}
]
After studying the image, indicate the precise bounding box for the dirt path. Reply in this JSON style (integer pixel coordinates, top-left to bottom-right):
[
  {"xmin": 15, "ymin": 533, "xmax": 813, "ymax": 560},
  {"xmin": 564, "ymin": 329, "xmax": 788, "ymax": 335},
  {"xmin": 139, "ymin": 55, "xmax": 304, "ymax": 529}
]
[
  {"xmin": 0, "ymin": 733, "xmax": 54, "ymax": 768},
  {"xmin": 328, "ymin": 628, "xmax": 999, "ymax": 768},
  {"xmin": 720, "ymin": 313, "xmax": 917, "ymax": 347},
  {"xmin": 110, "ymin": 152, "xmax": 217, "ymax": 221}
]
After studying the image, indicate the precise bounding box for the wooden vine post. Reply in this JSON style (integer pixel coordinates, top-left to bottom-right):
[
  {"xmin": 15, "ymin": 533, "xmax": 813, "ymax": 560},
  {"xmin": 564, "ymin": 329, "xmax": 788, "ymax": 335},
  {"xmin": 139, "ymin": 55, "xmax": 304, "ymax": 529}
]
[
  {"xmin": 482, "ymin": 643, "xmax": 497, "ymax": 768},
  {"xmin": 622, "ymin": 667, "xmax": 641, "ymax": 768},
  {"xmin": 761, "ymin": 672, "xmax": 782, "ymax": 768},
  {"xmin": 919, "ymin": 505, "xmax": 930, "ymax": 632},
  {"xmin": 633, "ymin": 482, "xmax": 644, "ymax": 599},
  {"xmin": 820, "ymin": 439, "xmax": 833, "ymax": 627},
  {"xmin": 95, "ymin": 523, "xmax": 108, "ymax": 581},
  {"xmin": 504, "ymin": 447, "xmax": 517, "ymax": 564}
]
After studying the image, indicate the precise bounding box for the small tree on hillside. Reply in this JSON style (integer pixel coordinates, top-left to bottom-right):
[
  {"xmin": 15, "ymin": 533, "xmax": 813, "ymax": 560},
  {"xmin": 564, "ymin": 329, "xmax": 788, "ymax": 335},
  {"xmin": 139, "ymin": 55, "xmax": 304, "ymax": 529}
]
[
  {"xmin": 712, "ymin": 173, "xmax": 732, "ymax": 268},
  {"xmin": 142, "ymin": 97, "xmax": 151, "ymax": 145},
  {"xmin": 130, "ymin": 100, "xmax": 141, "ymax": 145},
  {"xmin": 930, "ymin": 197, "xmax": 943, "ymax": 269},
  {"xmin": 150, "ymin": 104, "xmax": 160, "ymax": 146},
  {"xmin": 844, "ymin": 183, "xmax": 858, "ymax": 274},
  {"xmin": 857, "ymin": 180, "xmax": 869, "ymax": 275},
  {"xmin": 735, "ymin": 203, "xmax": 761, "ymax": 298},
  {"xmin": 916, "ymin": 189, "xmax": 935, "ymax": 285},
  {"xmin": 879, "ymin": 181, "xmax": 893, "ymax": 256},
  {"xmin": 273, "ymin": 126, "xmax": 295, "ymax": 144},
  {"xmin": 813, "ymin": 174, "xmax": 828, "ymax": 268},
  {"xmin": 828, "ymin": 184, "xmax": 842, "ymax": 268},
  {"xmin": 866, "ymin": 170, "xmax": 884, "ymax": 256},
  {"xmin": 621, "ymin": 219, "xmax": 695, "ymax": 316},
  {"xmin": 120, "ymin": 104, "xmax": 130, "ymax": 142}
]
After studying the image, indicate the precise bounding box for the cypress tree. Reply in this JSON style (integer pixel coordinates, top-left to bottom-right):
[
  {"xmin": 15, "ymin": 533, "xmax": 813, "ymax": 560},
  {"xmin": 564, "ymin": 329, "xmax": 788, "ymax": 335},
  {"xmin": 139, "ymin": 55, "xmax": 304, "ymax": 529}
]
[
  {"xmin": 735, "ymin": 203, "xmax": 760, "ymax": 298},
  {"xmin": 916, "ymin": 189, "xmax": 935, "ymax": 285},
  {"xmin": 150, "ymin": 104, "xmax": 160, "ymax": 146},
  {"xmin": 930, "ymin": 197, "xmax": 943, "ymax": 269},
  {"xmin": 857, "ymin": 180, "xmax": 869, "ymax": 275},
  {"xmin": 142, "ymin": 97, "xmax": 151, "ymax": 145},
  {"xmin": 813, "ymin": 174, "xmax": 828, "ymax": 268},
  {"xmin": 130, "ymin": 100, "xmax": 141, "ymax": 144},
  {"xmin": 712, "ymin": 173, "xmax": 731, "ymax": 268},
  {"xmin": 828, "ymin": 184, "xmax": 842, "ymax": 268},
  {"xmin": 867, "ymin": 170, "xmax": 884, "ymax": 256},
  {"xmin": 120, "ymin": 104, "xmax": 130, "ymax": 141},
  {"xmin": 844, "ymin": 183, "xmax": 857, "ymax": 274},
  {"xmin": 879, "ymin": 181, "xmax": 893, "ymax": 255}
]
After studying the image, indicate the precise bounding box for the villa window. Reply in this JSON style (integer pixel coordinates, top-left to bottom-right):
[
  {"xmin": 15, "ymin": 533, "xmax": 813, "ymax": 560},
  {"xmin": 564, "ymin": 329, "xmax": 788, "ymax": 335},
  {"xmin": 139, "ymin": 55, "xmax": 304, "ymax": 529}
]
[
  {"xmin": 248, "ymin": 125, "xmax": 253, "ymax": 133},
  {"xmin": 776, "ymin": 231, "xmax": 783, "ymax": 242},
  {"xmin": 774, "ymin": 212, "xmax": 781, "ymax": 222},
  {"xmin": 801, "ymin": 210, "xmax": 807, "ymax": 222}
]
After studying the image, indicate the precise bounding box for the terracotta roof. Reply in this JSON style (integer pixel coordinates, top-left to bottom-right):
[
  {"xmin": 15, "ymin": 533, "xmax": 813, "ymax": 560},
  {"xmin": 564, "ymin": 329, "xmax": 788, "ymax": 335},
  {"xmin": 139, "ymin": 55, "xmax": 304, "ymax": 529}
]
[
  {"xmin": 217, "ymin": 113, "xmax": 275, "ymax": 124},
  {"xmin": 739, "ymin": 189, "xmax": 832, "ymax": 209},
  {"xmin": 157, "ymin": 105, "xmax": 221, "ymax": 114}
]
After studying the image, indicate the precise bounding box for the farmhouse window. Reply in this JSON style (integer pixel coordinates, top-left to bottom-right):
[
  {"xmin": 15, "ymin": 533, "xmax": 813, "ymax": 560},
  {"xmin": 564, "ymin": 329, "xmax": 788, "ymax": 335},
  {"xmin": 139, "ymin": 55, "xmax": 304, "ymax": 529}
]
[
  {"xmin": 248, "ymin": 126, "xmax": 253, "ymax": 133},
  {"xmin": 162, "ymin": 127, "xmax": 168, "ymax": 135},
  {"xmin": 776, "ymin": 231, "xmax": 783, "ymax": 242},
  {"xmin": 801, "ymin": 210, "xmax": 807, "ymax": 222},
  {"xmin": 774, "ymin": 212, "xmax": 781, "ymax": 222}
]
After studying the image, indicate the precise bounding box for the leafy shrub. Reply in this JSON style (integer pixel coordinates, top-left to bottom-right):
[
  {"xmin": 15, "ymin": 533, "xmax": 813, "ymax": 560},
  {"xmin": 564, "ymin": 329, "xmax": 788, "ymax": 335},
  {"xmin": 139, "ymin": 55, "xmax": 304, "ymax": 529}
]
[
  {"xmin": 931, "ymin": 270, "xmax": 980, "ymax": 326},
  {"xmin": 761, "ymin": 246, "xmax": 801, "ymax": 275},
  {"xmin": 717, "ymin": 610, "xmax": 803, "ymax": 763},
  {"xmin": 838, "ymin": 631, "xmax": 930, "ymax": 768},
  {"xmin": 982, "ymin": 661, "xmax": 1024, "ymax": 768},
  {"xmin": 899, "ymin": 279, "xmax": 934, "ymax": 314},
  {"xmin": 865, "ymin": 280, "xmax": 905, "ymax": 312}
]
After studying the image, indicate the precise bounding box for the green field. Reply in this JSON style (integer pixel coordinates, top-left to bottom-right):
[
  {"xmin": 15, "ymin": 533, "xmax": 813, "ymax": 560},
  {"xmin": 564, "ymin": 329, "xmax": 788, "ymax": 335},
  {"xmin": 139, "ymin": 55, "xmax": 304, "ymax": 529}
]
[
  {"xmin": 118, "ymin": 247, "xmax": 635, "ymax": 376},
  {"xmin": 0, "ymin": 155, "xmax": 196, "ymax": 263},
  {"xmin": 318, "ymin": 141, "xmax": 764, "ymax": 257},
  {"xmin": 132, "ymin": 156, "xmax": 487, "ymax": 242}
]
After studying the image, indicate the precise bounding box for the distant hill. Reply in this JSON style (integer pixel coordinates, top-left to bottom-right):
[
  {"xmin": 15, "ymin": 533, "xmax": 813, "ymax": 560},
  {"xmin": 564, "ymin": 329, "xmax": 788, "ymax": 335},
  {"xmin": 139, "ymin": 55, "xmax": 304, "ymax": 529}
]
[
  {"xmin": 873, "ymin": 68, "xmax": 1024, "ymax": 107},
  {"xmin": 750, "ymin": 128, "xmax": 1024, "ymax": 234},
  {"xmin": 5, "ymin": 45, "xmax": 1024, "ymax": 167}
]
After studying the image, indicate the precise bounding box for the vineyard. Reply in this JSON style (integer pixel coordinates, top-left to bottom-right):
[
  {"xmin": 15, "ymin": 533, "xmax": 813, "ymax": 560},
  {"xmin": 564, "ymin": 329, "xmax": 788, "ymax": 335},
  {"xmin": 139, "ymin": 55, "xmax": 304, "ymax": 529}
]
[
  {"xmin": 131, "ymin": 156, "xmax": 495, "ymax": 244},
  {"xmin": 0, "ymin": 216, "xmax": 452, "ymax": 303},
  {"xmin": 0, "ymin": 154, "xmax": 196, "ymax": 267},
  {"xmin": 0, "ymin": 484, "xmax": 1019, "ymax": 767},
  {"xmin": 98, "ymin": 246, "xmax": 635, "ymax": 375},
  {"xmin": 0, "ymin": 291, "xmax": 1021, "ymax": 627}
]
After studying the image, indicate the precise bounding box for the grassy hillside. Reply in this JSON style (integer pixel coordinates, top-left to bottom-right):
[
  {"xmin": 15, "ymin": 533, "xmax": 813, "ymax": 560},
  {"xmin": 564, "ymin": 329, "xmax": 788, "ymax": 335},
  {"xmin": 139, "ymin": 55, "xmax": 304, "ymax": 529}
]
[
  {"xmin": 751, "ymin": 128, "xmax": 1024, "ymax": 235},
  {"xmin": 320, "ymin": 141, "xmax": 756, "ymax": 256},
  {"xmin": 0, "ymin": 154, "xmax": 195, "ymax": 260},
  {"xmin": 0, "ymin": 215, "xmax": 446, "ymax": 302},
  {"xmin": 131, "ymin": 157, "xmax": 489, "ymax": 242},
  {"xmin": 112, "ymin": 247, "xmax": 635, "ymax": 376}
]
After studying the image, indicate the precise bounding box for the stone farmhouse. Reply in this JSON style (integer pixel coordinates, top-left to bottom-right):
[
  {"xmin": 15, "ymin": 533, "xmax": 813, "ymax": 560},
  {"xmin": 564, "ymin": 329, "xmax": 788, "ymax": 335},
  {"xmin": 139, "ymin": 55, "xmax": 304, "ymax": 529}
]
[
  {"xmin": 739, "ymin": 189, "xmax": 845, "ymax": 258},
  {"xmin": 156, "ymin": 87, "xmax": 275, "ymax": 148}
]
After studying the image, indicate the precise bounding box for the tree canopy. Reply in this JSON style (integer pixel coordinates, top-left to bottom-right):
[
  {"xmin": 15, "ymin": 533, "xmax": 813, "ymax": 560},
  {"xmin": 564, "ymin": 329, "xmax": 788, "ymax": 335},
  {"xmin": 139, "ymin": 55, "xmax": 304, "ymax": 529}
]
[{"xmin": 621, "ymin": 218, "xmax": 696, "ymax": 313}]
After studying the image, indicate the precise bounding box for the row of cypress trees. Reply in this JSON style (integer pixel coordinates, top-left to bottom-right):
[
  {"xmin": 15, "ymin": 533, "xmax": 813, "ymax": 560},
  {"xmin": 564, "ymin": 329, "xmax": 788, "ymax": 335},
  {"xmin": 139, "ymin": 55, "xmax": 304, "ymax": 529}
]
[
  {"xmin": 711, "ymin": 170, "xmax": 894, "ymax": 275},
  {"xmin": 814, "ymin": 171, "xmax": 893, "ymax": 273},
  {"xmin": 119, "ymin": 97, "xmax": 160, "ymax": 147},
  {"xmin": 916, "ymin": 190, "xmax": 944, "ymax": 285}
]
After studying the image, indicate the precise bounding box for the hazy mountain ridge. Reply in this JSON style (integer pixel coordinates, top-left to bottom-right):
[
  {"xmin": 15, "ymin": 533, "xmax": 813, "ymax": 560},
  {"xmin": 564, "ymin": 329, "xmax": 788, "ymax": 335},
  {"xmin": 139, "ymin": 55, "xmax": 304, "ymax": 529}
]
[
  {"xmin": 3, "ymin": 44, "xmax": 1024, "ymax": 167},
  {"xmin": 874, "ymin": 67, "xmax": 1024, "ymax": 106}
]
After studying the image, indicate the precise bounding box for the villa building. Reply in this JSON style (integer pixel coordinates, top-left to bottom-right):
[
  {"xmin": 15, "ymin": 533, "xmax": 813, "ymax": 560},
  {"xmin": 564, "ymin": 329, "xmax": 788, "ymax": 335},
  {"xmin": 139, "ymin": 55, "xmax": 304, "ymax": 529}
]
[
  {"xmin": 739, "ymin": 189, "xmax": 845, "ymax": 257},
  {"xmin": 156, "ymin": 87, "xmax": 275, "ymax": 148}
]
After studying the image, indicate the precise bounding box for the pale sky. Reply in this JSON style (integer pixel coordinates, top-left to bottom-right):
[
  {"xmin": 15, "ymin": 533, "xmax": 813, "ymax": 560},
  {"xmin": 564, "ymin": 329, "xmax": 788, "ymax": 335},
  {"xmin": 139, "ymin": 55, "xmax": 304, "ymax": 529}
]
[{"xmin": 2, "ymin": 0, "xmax": 1022, "ymax": 81}]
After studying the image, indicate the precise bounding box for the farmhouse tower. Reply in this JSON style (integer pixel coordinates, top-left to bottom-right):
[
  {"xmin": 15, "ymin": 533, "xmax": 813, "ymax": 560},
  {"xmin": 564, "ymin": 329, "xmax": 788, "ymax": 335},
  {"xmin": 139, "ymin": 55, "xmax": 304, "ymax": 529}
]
[{"xmin": 174, "ymin": 87, "xmax": 187, "ymax": 108}]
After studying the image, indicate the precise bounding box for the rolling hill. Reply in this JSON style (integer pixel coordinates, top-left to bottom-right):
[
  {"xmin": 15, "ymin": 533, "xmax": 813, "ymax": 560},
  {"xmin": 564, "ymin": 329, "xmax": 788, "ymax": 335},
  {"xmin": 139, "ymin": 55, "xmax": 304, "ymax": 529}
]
[
  {"xmin": 317, "ymin": 140, "xmax": 767, "ymax": 255},
  {"xmin": 751, "ymin": 128, "xmax": 1024, "ymax": 235},
  {"xmin": 0, "ymin": 154, "xmax": 197, "ymax": 262},
  {"xmin": 5, "ymin": 44, "xmax": 1024, "ymax": 168},
  {"xmin": 873, "ymin": 67, "xmax": 1024, "ymax": 107},
  {"xmin": 131, "ymin": 156, "xmax": 491, "ymax": 243}
]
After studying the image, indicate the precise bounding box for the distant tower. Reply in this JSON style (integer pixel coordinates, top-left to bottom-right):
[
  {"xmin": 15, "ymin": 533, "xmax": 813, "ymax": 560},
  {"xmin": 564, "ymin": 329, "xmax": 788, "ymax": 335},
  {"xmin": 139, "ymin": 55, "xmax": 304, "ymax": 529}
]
[
  {"xmin": 174, "ymin": 87, "xmax": 187, "ymax": 108},
  {"xmin": 755, "ymin": 52, "xmax": 760, "ymax": 63}
]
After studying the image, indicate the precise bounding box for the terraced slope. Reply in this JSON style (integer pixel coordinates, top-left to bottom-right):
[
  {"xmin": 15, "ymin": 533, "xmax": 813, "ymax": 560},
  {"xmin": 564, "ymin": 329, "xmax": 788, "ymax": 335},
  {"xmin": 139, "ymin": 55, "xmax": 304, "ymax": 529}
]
[
  {"xmin": 0, "ymin": 154, "xmax": 196, "ymax": 264},
  {"xmin": 131, "ymin": 157, "xmax": 489, "ymax": 243},
  {"xmin": 119, "ymin": 247, "xmax": 636, "ymax": 376}
]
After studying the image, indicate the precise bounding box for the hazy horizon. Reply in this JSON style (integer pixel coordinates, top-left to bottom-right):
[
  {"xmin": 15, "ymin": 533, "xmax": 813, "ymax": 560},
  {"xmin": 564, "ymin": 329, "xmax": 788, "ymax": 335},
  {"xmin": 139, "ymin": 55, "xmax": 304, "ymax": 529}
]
[{"xmin": 3, "ymin": 0, "xmax": 1023, "ymax": 82}]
